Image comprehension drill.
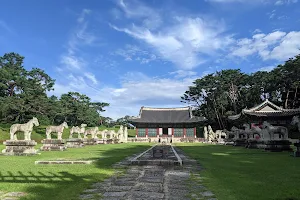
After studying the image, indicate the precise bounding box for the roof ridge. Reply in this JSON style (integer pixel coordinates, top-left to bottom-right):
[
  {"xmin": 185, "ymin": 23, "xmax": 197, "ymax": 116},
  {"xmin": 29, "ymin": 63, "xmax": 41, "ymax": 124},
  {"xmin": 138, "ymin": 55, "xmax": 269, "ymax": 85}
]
[{"xmin": 142, "ymin": 107, "xmax": 190, "ymax": 111}]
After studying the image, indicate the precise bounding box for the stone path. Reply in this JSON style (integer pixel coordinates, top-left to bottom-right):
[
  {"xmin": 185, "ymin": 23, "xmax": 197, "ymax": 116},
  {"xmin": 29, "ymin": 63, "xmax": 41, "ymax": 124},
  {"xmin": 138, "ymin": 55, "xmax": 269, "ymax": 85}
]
[
  {"xmin": 0, "ymin": 191, "xmax": 26, "ymax": 200},
  {"xmin": 80, "ymin": 146, "xmax": 217, "ymax": 200}
]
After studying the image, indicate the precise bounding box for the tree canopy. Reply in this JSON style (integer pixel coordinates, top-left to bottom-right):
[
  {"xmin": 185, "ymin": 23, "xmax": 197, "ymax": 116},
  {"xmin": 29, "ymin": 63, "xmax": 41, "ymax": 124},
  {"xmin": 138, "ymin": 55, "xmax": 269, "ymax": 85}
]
[
  {"xmin": 181, "ymin": 54, "xmax": 300, "ymax": 129},
  {"xmin": 0, "ymin": 52, "xmax": 109, "ymax": 126}
]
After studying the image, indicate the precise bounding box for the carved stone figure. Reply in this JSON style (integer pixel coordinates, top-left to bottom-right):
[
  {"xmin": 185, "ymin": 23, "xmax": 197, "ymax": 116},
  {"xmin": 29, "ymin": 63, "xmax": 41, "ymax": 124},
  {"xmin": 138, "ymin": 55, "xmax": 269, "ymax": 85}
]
[
  {"xmin": 84, "ymin": 127, "xmax": 98, "ymax": 139},
  {"xmin": 69, "ymin": 124, "xmax": 87, "ymax": 139},
  {"xmin": 203, "ymin": 126, "xmax": 208, "ymax": 141},
  {"xmin": 3, "ymin": 117, "xmax": 39, "ymax": 155},
  {"xmin": 262, "ymin": 121, "xmax": 288, "ymax": 140},
  {"xmin": 46, "ymin": 122, "xmax": 68, "ymax": 140},
  {"xmin": 207, "ymin": 125, "xmax": 217, "ymax": 142},
  {"xmin": 291, "ymin": 116, "xmax": 300, "ymax": 132},
  {"xmin": 124, "ymin": 127, "xmax": 128, "ymax": 143},
  {"xmin": 116, "ymin": 125, "xmax": 124, "ymax": 141},
  {"xmin": 9, "ymin": 117, "xmax": 39, "ymax": 140}
]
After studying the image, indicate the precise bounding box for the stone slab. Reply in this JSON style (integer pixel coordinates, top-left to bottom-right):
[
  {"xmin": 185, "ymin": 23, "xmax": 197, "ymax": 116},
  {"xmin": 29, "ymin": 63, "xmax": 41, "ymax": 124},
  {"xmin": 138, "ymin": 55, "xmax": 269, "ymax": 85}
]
[{"xmin": 35, "ymin": 160, "xmax": 94, "ymax": 164}]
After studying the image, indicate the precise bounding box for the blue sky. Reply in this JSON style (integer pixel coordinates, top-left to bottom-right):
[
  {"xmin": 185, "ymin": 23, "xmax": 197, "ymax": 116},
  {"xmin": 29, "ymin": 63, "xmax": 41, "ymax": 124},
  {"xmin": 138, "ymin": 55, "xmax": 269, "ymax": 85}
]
[{"xmin": 1, "ymin": 0, "xmax": 300, "ymax": 119}]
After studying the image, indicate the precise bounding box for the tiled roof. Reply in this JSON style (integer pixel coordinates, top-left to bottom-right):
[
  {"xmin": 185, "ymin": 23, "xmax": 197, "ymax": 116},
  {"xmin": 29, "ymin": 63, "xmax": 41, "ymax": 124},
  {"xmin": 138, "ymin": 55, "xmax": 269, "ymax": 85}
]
[
  {"xmin": 228, "ymin": 99, "xmax": 300, "ymax": 119},
  {"xmin": 129, "ymin": 106, "xmax": 207, "ymax": 124}
]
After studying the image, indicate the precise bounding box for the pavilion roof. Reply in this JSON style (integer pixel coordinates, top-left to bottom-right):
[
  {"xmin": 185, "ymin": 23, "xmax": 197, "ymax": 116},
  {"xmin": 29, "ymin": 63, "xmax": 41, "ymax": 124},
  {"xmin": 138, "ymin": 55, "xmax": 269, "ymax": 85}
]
[
  {"xmin": 228, "ymin": 99, "xmax": 300, "ymax": 120},
  {"xmin": 129, "ymin": 106, "xmax": 207, "ymax": 124}
]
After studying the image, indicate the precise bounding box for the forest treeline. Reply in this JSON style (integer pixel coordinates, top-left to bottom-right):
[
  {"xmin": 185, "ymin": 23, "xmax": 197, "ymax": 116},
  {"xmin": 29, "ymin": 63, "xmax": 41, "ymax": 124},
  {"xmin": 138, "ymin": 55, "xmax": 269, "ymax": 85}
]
[
  {"xmin": 0, "ymin": 52, "xmax": 109, "ymax": 126},
  {"xmin": 182, "ymin": 54, "xmax": 300, "ymax": 129},
  {"xmin": 1, "ymin": 52, "xmax": 300, "ymax": 128}
]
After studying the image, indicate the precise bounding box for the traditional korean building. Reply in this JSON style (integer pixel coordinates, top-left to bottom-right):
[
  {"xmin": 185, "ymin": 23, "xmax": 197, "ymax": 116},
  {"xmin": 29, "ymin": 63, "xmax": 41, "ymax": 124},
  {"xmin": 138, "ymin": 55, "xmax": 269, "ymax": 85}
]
[
  {"xmin": 228, "ymin": 99, "xmax": 300, "ymax": 127},
  {"xmin": 129, "ymin": 106, "xmax": 207, "ymax": 142}
]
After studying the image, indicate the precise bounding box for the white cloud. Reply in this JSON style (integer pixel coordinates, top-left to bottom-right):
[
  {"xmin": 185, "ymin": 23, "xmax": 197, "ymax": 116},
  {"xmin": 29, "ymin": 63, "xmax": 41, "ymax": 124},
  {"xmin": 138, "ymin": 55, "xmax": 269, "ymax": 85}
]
[
  {"xmin": 169, "ymin": 70, "xmax": 197, "ymax": 78},
  {"xmin": 60, "ymin": 55, "xmax": 86, "ymax": 69},
  {"xmin": 206, "ymin": 0, "xmax": 297, "ymax": 5},
  {"xmin": 0, "ymin": 20, "xmax": 15, "ymax": 34},
  {"xmin": 113, "ymin": 44, "xmax": 158, "ymax": 64},
  {"xmin": 231, "ymin": 30, "xmax": 300, "ymax": 61},
  {"xmin": 117, "ymin": 0, "xmax": 162, "ymax": 30},
  {"xmin": 110, "ymin": 16, "xmax": 233, "ymax": 69},
  {"xmin": 84, "ymin": 72, "xmax": 98, "ymax": 85},
  {"xmin": 77, "ymin": 9, "xmax": 91, "ymax": 23},
  {"xmin": 50, "ymin": 71, "xmax": 196, "ymax": 120},
  {"xmin": 275, "ymin": 0, "xmax": 298, "ymax": 5},
  {"xmin": 256, "ymin": 66, "xmax": 275, "ymax": 72}
]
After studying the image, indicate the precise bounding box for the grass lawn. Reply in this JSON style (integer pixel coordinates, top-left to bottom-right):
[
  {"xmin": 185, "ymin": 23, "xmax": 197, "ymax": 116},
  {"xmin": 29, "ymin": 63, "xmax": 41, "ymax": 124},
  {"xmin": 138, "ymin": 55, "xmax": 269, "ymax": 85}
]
[
  {"xmin": 176, "ymin": 143, "xmax": 300, "ymax": 200},
  {"xmin": 0, "ymin": 143, "xmax": 149, "ymax": 200}
]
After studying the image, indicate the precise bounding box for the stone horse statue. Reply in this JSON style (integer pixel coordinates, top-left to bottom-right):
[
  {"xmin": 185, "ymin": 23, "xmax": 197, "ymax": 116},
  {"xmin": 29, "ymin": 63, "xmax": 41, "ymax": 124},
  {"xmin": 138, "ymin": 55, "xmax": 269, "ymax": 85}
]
[
  {"xmin": 46, "ymin": 122, "xmax": 68, "ymax": 140},
  {"xmin": 9, "ymin": 117, "xmax": 39, "ymax": 140},
  {"xmin": 69, "ymin": 124, "xmax": 87, "ymax": 139},
  {"xmin": 84, "ymin": 127, "xmax": 98, "ymax": 139},
  {"xmin": 107, "ymin": 130, "xmax": 116, "ymax": 139},
  {"xmin": 262, "ymin": 121, "xmax": 288, "ymax": 140}
]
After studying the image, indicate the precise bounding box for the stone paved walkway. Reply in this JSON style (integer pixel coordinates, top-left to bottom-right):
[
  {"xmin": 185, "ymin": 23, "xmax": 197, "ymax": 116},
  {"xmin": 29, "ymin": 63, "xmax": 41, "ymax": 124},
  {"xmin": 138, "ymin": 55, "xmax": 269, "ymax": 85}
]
[
  {"xmin": 0, "ymin": 191, "xmax": 26, "ymax": 200},
  {"xmin": 79, "ymin": 146, "xmax": 217, "ymax": 200}
]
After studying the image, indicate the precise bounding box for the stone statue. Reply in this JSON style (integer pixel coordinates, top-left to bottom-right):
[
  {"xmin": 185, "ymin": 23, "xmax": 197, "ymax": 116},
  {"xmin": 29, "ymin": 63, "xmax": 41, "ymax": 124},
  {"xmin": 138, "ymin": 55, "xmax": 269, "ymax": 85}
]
[
  {"xmin": 124, "ymin": 126, "xmax": 128, "ymax": 143},
  {"xmin": 262, "ymin": 121, "xmax": 288, "ymax": 140},
  {"xmin": 117, "ymin": 125, "xmax": 124, "ymax": 141},
  {"xmin": 291, "ymin": 116, "xmax": 300, "ymax": 132},
  {"xmin": 46, "ymin": 122, "xmax": 68, "ymax": 140},
  {"xmin": 84, "ymin": 127, "xmax": 99, "ymax": 139},
  {"xmin": 102, "ymin": 129, "xmax": 108, "ymax": 138},
  {"xmin": 203, "ymin": 126, "xmax": 208, "ymax": 141},
  {"xmin": 207, "ymin": 125, "xmax": 217, "ymax": 142},
  {"xmin": 9, "ymin": 117, "xmax": 39, "ymax": 140},
  {"xmin": 69, "ymin": 124, "xmax": 87, "ymax": 139}
]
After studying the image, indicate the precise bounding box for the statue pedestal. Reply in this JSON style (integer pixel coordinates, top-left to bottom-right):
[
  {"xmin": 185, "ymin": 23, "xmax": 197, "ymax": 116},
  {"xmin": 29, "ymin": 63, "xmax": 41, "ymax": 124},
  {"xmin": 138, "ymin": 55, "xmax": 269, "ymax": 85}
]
[
  {"xmin": 233, "ymin": 139, "xmax": 247, "ymax": 147},
  {"xmin": 40, "ymin": 139, "xmax": 66, "ymax": 151},
  {"xmin": 66, "ymin": 138, "xmax": 84, "ymax": 148},
  {"xmin": 265, "ymin": 140, "xmax": 292, "ymax": 152},
  {"xmin": 82, "ymin": 138, "xmax": 98, "ymax": 145},
  {"xmin": 2, "ymin": 140, "xmax": 38, "ymax": 155}
]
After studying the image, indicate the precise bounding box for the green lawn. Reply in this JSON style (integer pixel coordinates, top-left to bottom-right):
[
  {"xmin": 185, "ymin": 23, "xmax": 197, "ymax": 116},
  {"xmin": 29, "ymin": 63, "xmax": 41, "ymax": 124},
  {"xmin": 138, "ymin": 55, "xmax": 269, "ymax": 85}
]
[
  {"xmin": 0, "ymin": 143, "xmax": 149, "ymax": 200},
  {"xmin": 177, "ymin": 143, "xmax": 300, "ymax": 200}
]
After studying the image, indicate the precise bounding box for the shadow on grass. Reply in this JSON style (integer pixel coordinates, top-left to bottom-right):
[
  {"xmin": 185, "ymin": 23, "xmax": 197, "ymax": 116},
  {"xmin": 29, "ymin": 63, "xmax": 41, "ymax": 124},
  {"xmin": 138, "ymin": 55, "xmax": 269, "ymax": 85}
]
[{"xmin": 1, "ymin": 144, "xmax": 149, "ymax": 200}]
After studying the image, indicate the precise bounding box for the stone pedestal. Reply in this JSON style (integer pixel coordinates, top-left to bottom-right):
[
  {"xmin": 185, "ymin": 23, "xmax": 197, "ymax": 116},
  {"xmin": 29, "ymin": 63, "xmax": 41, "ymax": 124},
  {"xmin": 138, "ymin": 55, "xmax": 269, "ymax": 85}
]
[
  {"xmin": 2, "ymin": 140, "xmax": 38, "ymax": 155},
  {"xmin": 40, "ymin": 139, "xmax": 67, "ymax": 151},
  {"xmin": 265, "ymin": 140, "xmax": 292, "ymax": 152},
  {"xmin": 233, "ymin": 139, "xmax": 247, "ymax": 147},
  {"xmin": 66, "ymin": 138, "xmax": 84, "ymax": 148},
  {"xmin": 82, "ymin": 138, "xmax": 98, "ymax": 145}
]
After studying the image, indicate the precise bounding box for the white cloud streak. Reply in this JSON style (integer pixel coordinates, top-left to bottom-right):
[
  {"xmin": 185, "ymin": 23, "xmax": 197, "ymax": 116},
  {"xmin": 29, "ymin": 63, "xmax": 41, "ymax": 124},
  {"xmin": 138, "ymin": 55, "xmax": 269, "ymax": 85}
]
[{"xmin": 231, "ymin": 31, "xmax": 300, "ymax": 61}]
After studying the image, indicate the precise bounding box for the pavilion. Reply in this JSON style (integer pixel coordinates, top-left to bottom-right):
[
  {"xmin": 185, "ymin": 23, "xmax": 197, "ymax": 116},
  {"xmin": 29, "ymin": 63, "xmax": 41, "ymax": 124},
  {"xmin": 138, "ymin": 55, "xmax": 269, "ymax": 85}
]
[
  {"xmin": 129, "ymin": 106, "xmax": 207, "ymax": 142},
  {"xmin": 228, "ymin": 99, "xmax": 300, "ymax": 127}
]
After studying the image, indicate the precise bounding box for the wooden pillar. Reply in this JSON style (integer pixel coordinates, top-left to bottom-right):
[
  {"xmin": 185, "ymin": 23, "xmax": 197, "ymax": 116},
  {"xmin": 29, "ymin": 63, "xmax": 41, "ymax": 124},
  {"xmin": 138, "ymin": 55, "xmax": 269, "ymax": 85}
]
[
  {"xmin": 172, "ymin": 128, "xmax": 174, "ymax": 137},
  {"xmin": 194, "ymin": 127, "xmax": 197, "ymax": 138},
  {"xmin": 183, "ymin": 128, "xmax": 186, "ymax": 138},
  {"xmin": 146, "ymin": 128, "xmax": 148, "ymax": 138},
  {"xmin": 156, "ymin": 128, "xmax": 159, "ymax": 137},
  {"xmin": 136, "ymin": 128, "xmax": 138, "ymax": 138}
]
